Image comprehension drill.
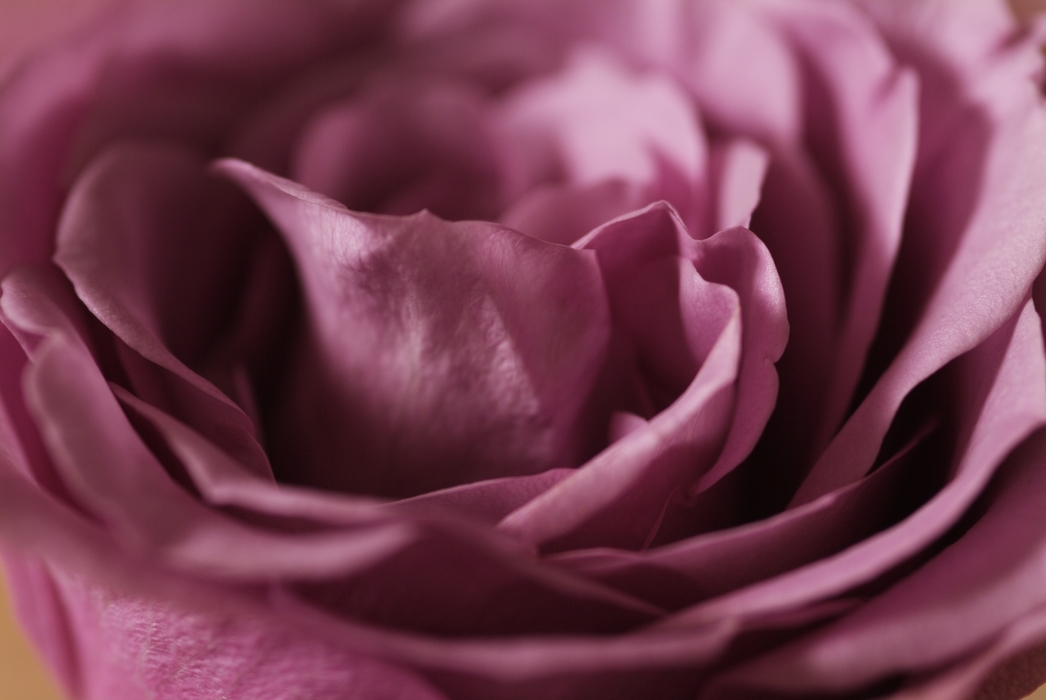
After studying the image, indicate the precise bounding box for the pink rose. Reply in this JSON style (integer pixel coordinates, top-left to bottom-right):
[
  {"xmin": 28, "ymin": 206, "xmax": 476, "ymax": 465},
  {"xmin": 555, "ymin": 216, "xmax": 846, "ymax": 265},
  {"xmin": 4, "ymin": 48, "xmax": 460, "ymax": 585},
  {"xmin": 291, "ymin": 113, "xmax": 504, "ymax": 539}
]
[{"xmin": 2, "ymin": 0, "xmax": 1046, "ymax": 698}]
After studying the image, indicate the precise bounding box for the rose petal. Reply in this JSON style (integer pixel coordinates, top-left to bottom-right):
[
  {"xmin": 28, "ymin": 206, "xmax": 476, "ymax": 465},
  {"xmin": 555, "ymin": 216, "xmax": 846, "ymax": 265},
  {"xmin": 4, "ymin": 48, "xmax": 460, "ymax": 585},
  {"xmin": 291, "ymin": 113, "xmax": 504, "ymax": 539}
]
[
  {"xmin": 889, "ymin": 602, "xmax": 1046, "ymax": 700},
  {"xmin": 2, "ymin": 265, "xmax": 426, "ymax": 580},
  {"xmin": 495, "ymin": 47, "xmax": 708, "ymax": 228},
  {"xmin": 292, "ymin": 80, "xmax": 500, "ymax": 220},
  {"xmin": 707, "ymin": 138, "xmax": 769, "ymax": 232},
  {"xmin": 446, "ymin": 0, "xmax": 931, "ymax": 518},
  {"xmin": 708, "ymin": 426, "xmax": 1046, "ymax": 696},
  {"xmin": 499, "ymin": 309, "xmax": 739, "ymax": 551},
  {"xmin": 52, "ymin": 140, "xmax": 271, "ymax": 479},
  {"xmin": 22, "ymin": 355, "xmax": 667, "ymax": 639},
  {"xmin": 47, "ymin": 574, "xmax": 451, "ymax": 700},
  {"xmin": 552, "ymin": 419, "xmax": 934, "ymax": 611},
  {"xmin": 216, "ymin": 158, "xmax": 612, "ymax": 497},
  {"xmin": 113, "ymin": 379, "xmax": 571, "ymax": 527},
  {"xmin": 0, "ymin": 0, "xmax": 394, "ymax": 279},
  {"xmin": 60, "ymin": 0, "xmax": 398, "ymax": 178},
  {"xmin": 746, "ymin": 148, "xmax": 840, "ymax": 463},
  {"xmin": 107, "ymin": 390, "xmax": 670, "ymax": 638},
  {"xmin": 769, "ymin": 2, "xmax": 919, "ymax": 453},
  {"xmin": 0, "ymin": 467, "xmax": 667, "ymax": 692},
  {"xmin": 689, "ymin": 219, "xmax": 789, "ymax": 492},
  {"xmin": 393, "ymin": 469, "xmax": 574, "ymax": 524},
  {"xmin": 0, "ymin": 18, "xmax": 104, "ymax": 282},
  {"xmin": 0, "ymin": 446, "xmax": 857, "ymax": 691},
  {"xmin": 659, "ymin": 298, "xmax": 1046, "ymax": 629},
  {"xmin": 500, "ymin": 180, "xmax": 647, "ymax": 246},
  {"xmin": 500, "ymin": 204, "xmax": 785, "ymax": 550},
  {"xmin": 0, "ymin": 271, "xmax": 92, "ymax": 497},
  {"xmin": 792, "ymin": 3, "xmax": 1046, "ymax": 504},
  {"xmin": 472, "ymin": 0, "xmax": 797, "ymax": 153},
  {"xmin": 229, "ymin": 23, "xmax": 560, "ymax": 175},
  {"xmin": 5, "ymin": 263, "xmax": 667, "ymax": 635}
]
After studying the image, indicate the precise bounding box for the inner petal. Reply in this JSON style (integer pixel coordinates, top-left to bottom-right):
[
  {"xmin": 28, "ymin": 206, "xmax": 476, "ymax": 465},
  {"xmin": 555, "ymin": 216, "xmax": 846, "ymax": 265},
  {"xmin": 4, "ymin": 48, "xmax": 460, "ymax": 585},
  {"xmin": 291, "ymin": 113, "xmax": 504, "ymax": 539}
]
[
  {"xmin": 494, "ymin": 46, "xmax": 709, "ymax": 229},
  {"xmin": 217, "ymin": 159, "xmax": 613, "ymax": 498},
  {"xmin": 291, "ymin": 80, "xmax": 500, "ymax": 221}
]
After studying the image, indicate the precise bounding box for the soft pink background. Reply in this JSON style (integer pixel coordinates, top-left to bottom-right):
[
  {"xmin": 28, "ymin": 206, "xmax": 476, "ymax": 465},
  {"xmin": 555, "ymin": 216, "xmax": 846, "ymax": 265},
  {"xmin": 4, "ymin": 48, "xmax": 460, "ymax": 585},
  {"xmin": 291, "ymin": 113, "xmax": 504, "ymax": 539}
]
[{"xmin": 0, "ymin": 1, "xmax": 1045, "ymax": 699}]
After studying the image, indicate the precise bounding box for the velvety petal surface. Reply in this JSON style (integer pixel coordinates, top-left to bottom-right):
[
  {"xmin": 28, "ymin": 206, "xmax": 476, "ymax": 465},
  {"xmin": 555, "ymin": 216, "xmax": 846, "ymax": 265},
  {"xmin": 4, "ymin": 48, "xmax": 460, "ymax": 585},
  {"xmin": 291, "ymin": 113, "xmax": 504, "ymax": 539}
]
[
  {"xmin": 217, "ymin": 158, "xmax": 613, "ymax": 498},
  {"xmin": 2, "ymin": 265, "xmax": 425, "ymax": 580},
  {"xmin": 2, "ymin": 262, "xmax": 670, "ymax": 638}
]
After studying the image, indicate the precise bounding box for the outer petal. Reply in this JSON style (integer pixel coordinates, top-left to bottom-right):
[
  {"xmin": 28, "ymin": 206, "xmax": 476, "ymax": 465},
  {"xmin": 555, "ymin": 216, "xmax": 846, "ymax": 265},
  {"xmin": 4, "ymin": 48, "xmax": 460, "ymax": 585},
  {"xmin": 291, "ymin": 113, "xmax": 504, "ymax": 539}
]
[
  {"xmin": 0, "ymin": 439, "xmax": 804, "ymax": 697},
  {"xmin": 890, "ymin": 603, "xmax": 1046, "ymax": 700},
  {"xmin": 659, "ymin": 298, "xmax": 1046, "ymax": 630},
  {"xmin": 792, "ymin": 0, "xmax": 1046, "ymax": 504},
  {"xmin": 767, "ymin": 0, "xmax": 919, "ymax": 453},
  {"xmin": 41, "ymin": 565, "xmax": 451, "ymax": 700},
  {"xmin": 2, "ymin": 263, "xmax": 666, "ymax": 638},
  {"xmin": 0, "ymin": 0, "xmax": 398, "ymax": 531},
  {"xmin": 3, "ymin": 265, "xmax": 423, "ymax": 580},
  {"xmin": 552, "ymin": 420, "xmax": 932, "ymax": 611},
  {"xmin": 705, "ymin": 426, "xmax": 1046, "ymax": 698}
]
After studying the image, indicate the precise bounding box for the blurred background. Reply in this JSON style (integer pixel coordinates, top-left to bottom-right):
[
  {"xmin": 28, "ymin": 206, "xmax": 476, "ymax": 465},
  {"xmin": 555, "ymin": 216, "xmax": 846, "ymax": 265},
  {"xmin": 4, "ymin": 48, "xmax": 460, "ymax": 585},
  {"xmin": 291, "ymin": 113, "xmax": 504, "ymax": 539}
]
[
  {"xmin": 2, "ymin": 0, "xmax": 1046, "ymax": 698},
  {"xmin": 0, "ymin": 575, "xmax": 63, "ymax": 700}
]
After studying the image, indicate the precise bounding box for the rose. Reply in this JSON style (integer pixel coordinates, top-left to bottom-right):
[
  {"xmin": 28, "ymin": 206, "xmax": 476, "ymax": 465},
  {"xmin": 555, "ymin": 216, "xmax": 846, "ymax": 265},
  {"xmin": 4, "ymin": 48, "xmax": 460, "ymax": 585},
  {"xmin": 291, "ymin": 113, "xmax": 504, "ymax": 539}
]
[
  {"xmin": 6, "ymin": 1, "xmax": 1046, "ymax": 698},
  {"xmin": 3, "ymin": 1, "xmax": 1046, "ymax": 699},
  {"xmin": 2, "ymin": 0, "xmax": 1046, "ymax": 698}
]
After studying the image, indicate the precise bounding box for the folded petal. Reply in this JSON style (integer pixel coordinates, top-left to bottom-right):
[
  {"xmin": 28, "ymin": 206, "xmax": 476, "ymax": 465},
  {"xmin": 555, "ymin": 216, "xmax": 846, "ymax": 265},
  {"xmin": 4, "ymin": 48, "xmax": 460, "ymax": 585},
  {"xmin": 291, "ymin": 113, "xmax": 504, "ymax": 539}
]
[
  {"xmin": 660, "ymin": 298, "xmax": 1046, "ymax": 630},
  {"xmin": 793, "ymin": 0, "xmax": 1046, "ymax": 504},
  {"xmin": 500, "ymin": 204, "xmax": 785, "ymax": 550},
  {"xmin": 216, "ymin": 158, "xmax": 612, "ymax": 498},
  {"xmin": 553, "ymin": 419, "xmax": 933, "ymax": 611},
  {"xmin": 768, "ymin": 1, "xmax": 919, "ymax": 453},
  {"xmin": 52, "ymin": 140, "xmax": 271, "ymax": 479},
  {"xmin": 3, "ymin": 264, "xmax": 421, "ymax": 580},
  {"xmin": 707, "ymin": 425, "xmax": 1046, "ymax": 697}
]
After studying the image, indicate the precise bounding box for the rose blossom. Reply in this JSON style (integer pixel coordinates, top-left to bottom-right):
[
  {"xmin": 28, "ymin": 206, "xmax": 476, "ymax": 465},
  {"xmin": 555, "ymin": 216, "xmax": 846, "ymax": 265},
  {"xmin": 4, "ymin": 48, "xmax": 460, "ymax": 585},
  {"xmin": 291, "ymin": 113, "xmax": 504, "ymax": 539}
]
[{"xmin": 2, "ymin": 0, "xmax": 1046, "ymax": 698}]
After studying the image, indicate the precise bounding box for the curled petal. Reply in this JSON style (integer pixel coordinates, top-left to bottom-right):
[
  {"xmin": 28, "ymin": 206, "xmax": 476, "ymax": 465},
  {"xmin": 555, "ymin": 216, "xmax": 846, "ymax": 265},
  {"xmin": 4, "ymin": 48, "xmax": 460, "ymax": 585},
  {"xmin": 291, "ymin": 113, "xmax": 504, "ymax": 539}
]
[
  {"xmin": 216, "ymin": 158, "xmax": 612, "ymax": 497},
  {"xmin": 52, "ymin": 141, "xmax": 270, "ymax": 479}
]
